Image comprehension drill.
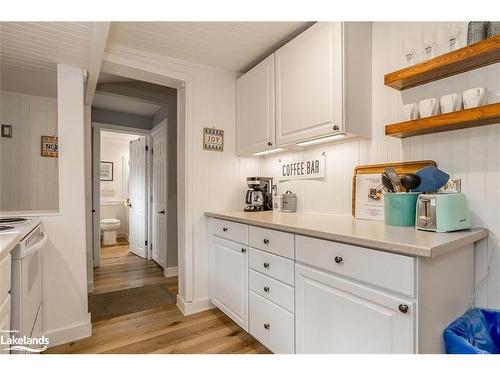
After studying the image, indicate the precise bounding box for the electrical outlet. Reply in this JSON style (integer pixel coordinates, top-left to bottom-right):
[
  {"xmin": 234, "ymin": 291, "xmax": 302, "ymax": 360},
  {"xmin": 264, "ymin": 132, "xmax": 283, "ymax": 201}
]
[{"xmin": 441, "ymin": 178, "xmax": 462, "ymax": 193}]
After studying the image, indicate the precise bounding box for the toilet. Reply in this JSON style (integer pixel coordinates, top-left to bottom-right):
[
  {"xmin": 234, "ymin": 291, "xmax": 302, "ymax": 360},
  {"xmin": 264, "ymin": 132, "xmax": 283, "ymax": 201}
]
[{"xmin": 100, "ymin": 218, "xmax": 121, "ymax": 245}]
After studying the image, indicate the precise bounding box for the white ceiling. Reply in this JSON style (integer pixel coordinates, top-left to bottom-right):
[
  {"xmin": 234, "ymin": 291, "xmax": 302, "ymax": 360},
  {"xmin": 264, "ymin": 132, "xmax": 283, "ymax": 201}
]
[
  {"xmin": 92, "ymin": 91, "xmax": 162, "ymax": 117},
  {"xmin": 107, "ymin": 22, "xmax": 314, "ymax": 73}
]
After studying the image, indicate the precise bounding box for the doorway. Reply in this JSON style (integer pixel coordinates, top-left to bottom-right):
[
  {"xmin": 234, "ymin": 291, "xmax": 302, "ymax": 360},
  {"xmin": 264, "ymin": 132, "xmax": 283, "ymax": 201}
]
[{"xmin": 88, "ymin": 73, "xmax": 179, "ymax": 321}]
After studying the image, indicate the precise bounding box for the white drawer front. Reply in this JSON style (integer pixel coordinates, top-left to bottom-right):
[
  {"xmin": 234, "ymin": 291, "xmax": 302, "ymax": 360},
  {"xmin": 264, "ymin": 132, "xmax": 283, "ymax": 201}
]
[
  {"xmin": 296, "ymin": 236, "xmax": 415, "ymax": 297},
  {"xmin": 249, "ymin": 269, "xmax": 294, "ymax": 313},
  {"xmin": 249, "ymin": 226, "xmax": 294, "ymax": 259},
  {"xmin": 249, "ymin": 248, "xmax": 294, "ymax": 286},
  {"xmin": 0, "ymin": 254, "xmax": 11, "ymax": 302},
  {"xmin": 249, "ymin": 291, "xmax": 294, "ymax": 354},
  {"xmin": 208, "ymin": 218, "xmax": 248, "ymax": 245}
]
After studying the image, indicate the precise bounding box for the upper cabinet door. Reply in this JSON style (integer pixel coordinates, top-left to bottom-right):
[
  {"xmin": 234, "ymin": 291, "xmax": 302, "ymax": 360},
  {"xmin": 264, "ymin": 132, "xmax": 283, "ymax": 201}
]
[
  {"xmin": 275, "ymin": 22, "xmax": 343, "ymax": 146},
  {"xmin": 236, "ymin": 54, "xmax": 276, "ymax": 156},
  {"xmin": 295, "ymin": 264, "xmax": 415, "ymax": 354}
]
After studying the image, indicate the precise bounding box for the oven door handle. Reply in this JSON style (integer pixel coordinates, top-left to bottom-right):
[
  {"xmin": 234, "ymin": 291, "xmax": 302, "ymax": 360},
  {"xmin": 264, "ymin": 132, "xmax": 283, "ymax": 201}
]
[{"xmin": 25, "ymin": 231, "xmax": 48, "ymax": 255}]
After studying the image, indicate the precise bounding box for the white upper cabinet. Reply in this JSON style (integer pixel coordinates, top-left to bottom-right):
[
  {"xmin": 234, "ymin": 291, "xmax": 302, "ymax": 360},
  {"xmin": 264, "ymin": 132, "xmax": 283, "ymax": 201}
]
[
  {"xmin": 275, "ymin": 22, "xmax": 343, "ymax": 145},
  {"xmin": 236, "ymin": 54, "xmax": 276, "ymax": 155},
  {"xmin": 275, "ymin": 22, "xmax": 372, "ymax": 146}
]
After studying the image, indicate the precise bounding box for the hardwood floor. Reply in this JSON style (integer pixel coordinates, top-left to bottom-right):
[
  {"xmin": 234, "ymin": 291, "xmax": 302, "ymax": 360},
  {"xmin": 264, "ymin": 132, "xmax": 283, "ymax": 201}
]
[{"xmin": 45, "ymin": 240, "xmax": 269, "ymax": 354}]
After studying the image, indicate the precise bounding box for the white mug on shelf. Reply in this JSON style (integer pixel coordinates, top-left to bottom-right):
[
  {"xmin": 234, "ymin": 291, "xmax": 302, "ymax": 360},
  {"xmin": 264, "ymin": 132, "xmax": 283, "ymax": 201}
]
[
  {"xmin": 402, "ymin": 103, "xmax": 419, "ymax": 121},
  {"xmin": 463, "ymin": 88, "xmax": 486, "ymax": 109},
  {"xmin": 440, "ymin": 93, "xmax": 463, "ymax": 114},
  {"xmin": 418, "ymin": 98, "xmax": 440, "ymax": 118}
]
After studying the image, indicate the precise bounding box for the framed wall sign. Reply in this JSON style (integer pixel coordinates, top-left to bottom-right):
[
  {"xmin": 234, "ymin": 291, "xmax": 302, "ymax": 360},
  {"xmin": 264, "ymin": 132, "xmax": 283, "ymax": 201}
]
[
  {"xmin": 41, "ymin": 135, "xmax": 58, "ymax": 158},
  {"xmin": 278, "ymin": 154, "xmax": 326, "ymax": 182},
  {"xmin": 203, "ymin": 127, "xmax": 224, "ymax": 152},
  {"xmin": 100, "ymin": 161, "xmax": 114, "ymax": 181},
  {"xmin": 1, "ymin": 124, "xmax": 12, "ymax": 138}
]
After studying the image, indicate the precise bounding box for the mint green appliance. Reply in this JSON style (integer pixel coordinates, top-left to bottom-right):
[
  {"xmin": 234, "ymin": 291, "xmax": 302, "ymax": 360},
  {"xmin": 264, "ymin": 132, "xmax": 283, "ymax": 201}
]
[{"xmin": 416, "ymin": 193, "xmax": 471, "ymax": 232}]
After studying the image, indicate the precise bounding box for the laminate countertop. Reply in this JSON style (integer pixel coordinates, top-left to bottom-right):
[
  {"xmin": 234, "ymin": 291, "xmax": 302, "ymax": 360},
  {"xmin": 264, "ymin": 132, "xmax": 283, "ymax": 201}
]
[
  {"xmin": 0, "ymin": 232, "xmax": 22, "ymax": 260},
  {"xmin": 205, "ymin": 211, "xmax": 488, "ymax": 258}
]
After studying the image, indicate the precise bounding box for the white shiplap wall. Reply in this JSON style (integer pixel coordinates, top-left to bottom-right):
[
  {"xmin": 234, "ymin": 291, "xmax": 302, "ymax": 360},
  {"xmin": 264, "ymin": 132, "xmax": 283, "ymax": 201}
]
[
  {"xmin": 261, "ymin": 22, "xmax": 500, "ymax": 308},
  {"xmin": 0, "ymin": 91, "xmax": 59, "ymax": 211}
]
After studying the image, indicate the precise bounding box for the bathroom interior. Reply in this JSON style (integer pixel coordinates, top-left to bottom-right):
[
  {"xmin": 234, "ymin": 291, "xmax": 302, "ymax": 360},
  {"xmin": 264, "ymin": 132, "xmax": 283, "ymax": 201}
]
[{"xmin": 100, "ymin": 130, "xmax": 142, "ymax": 247}]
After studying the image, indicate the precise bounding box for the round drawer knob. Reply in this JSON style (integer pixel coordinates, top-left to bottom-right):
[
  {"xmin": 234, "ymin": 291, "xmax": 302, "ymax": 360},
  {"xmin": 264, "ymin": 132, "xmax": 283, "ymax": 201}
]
[
  {"xmin": 241, "ymin": 248, "xmax": 246, "ymax": 253},
  {"xmin": 222, "ymin": 227, "xmax": 228, "ymax": 232},
  {"xmin": 333, "ymin": 125, "xmax": 340, "ymax": 131},
  {"xmin": 263, "ymin": 262, "xmax": 270, "ymax": 269},
  {"xmin": 267, "ymin": 141, "xmax": 273, "ymax": 146},
  {"xmin": 398, "ymin": 304, "xmax": 409, "ymax": 314},
  {"xmin": 263, "ymin": 286, "xmax": 270, "ymax": 293},
  {"xmin": 264, "ymin": 323, "xmax": 271, "ymax": 330},
  {"xmin": 263, "ymin": 238, "xmax": 270, "ymax": 245},
  {"xmin": 334, "ymin": 256, "xmax": 343, "ymax": 264}
]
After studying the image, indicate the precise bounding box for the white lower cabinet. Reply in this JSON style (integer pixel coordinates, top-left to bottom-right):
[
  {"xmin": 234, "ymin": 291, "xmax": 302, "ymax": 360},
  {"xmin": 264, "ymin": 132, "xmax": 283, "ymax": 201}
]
[
  {"xmin": 295, "ymin": 263, "xmax": 415, "ymax": 354},
  {"xmin": 209, "ymin": 235, "xmax": 249, "ymax": 331},
  {"xmin": 0, "ymin": 294, "xmax": 11, "ymax": 354},
  {"xmin": 249, "ymin": 291, "xmax": 294, "ymax": 354}
]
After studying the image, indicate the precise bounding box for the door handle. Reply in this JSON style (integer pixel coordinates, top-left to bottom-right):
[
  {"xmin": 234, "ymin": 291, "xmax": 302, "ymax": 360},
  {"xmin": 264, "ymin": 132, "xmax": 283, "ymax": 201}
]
[
  {"xmin": 158, "ymin": 210, "xmax": 166, "ymax": 214},
  {"xmin": 126, "ymin": 203, "xmax": 132, "ymax": 208}
]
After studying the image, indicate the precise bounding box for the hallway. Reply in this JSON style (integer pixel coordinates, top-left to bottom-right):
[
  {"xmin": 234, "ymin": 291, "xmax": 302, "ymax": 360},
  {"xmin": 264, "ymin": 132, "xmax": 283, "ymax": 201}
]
[{"xmin": 45, "ymin": 240, "xmax": 269, "ymax": 354}]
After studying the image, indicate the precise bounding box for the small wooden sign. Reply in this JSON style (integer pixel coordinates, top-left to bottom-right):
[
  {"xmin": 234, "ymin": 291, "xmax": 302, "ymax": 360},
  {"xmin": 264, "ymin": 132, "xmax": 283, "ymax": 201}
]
[
  {"xmin": 203, "ymin": 127, "xmax": 224, "ymax": 152},
  {"xmin": 41, "ymin": 136, "xmax": 58, "ymax": 158}
]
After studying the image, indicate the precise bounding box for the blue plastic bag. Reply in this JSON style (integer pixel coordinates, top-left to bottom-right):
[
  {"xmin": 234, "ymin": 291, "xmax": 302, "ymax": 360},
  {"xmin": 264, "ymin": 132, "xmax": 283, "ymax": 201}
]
[{"xmin": 444, "ymin": 308, "xmax": 500, "ymax": 354}]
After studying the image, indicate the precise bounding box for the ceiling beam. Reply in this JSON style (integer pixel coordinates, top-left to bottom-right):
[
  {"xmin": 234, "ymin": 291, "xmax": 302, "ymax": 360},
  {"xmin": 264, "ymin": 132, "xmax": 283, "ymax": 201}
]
[
  {"xmin": 85, "ymin": 22, "xmax": 111, "ymax": 105},
  {"xmin": 96, "ymin": 81, "xmax": 177, "ymax": 104}
]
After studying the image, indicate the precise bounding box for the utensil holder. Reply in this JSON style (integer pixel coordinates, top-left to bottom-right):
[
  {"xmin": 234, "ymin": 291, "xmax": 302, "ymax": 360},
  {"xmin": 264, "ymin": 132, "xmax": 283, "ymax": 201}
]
[{"xmin": 383, "ymin": 192, "xmax": 420, "ymax": 227}]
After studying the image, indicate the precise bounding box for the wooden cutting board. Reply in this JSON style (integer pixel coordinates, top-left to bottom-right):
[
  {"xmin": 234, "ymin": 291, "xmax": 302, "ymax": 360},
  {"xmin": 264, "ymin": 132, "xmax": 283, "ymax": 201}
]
[{"xmin": 352, "ymin": 160, "xmax": 437, "ymax": 217}]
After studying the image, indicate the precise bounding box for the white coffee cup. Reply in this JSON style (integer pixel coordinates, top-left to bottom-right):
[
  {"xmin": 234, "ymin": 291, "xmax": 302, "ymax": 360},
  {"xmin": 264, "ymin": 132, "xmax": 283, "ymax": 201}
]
[
  {"xmin": 440, "ymin": 93, "xmax": 463, "ymax": 114},
  {"xmin": 463, "ymin": 88, "xmax": 486, "ymax": 109},
  {"xmin": 402, "ymin": 103, "xmax": 419, "ymax": 121},
  {"xmin": 419, "ymin": 98, "xmax": 440, "ymax": 118}
]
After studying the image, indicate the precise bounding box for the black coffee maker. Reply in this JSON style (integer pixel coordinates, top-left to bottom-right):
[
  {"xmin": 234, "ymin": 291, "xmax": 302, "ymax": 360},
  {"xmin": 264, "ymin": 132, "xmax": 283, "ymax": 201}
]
[{"xmin": 244, "ymin": 177, "xmax": 273, "ymax": 212}]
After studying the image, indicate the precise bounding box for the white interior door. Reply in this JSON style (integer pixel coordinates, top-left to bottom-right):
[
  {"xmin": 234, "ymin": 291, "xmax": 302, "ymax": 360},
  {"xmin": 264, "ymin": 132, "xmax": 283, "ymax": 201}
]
[
  {"xmin": 128, "ymin": 137, "xmax": 147, "ymax": 258},
  {"xmin": 152, "ymin": 124, "xmax": 168, "ymax": 268}
]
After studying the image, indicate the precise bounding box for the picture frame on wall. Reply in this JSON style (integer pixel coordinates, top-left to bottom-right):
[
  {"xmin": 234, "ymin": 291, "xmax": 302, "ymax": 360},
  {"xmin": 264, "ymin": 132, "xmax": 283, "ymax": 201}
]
[{"xmin": 100, "ymin": 161, "xmax": 114, "ymax": 181}]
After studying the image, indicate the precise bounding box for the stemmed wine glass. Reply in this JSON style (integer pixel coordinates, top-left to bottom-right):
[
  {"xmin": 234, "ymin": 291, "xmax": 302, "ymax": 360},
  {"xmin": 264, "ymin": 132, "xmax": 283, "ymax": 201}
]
[{"xmin": 401, "ymin": 36, "xmax": 417, "ymax": 66}]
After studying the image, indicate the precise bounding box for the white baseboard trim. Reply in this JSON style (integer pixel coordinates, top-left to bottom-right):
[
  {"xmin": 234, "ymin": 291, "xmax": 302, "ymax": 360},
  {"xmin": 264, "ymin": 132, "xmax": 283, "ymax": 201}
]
[
  {"xmin": 45, "ymin": 313, "xmax": 92, "ymax": 348},
  {"xmin": 164, "ymin": 266, "xmax": 178, "ymax": 277},
  {"xmin": 176, "ymin": 295, "xmax": 214, "ymax": 316}
]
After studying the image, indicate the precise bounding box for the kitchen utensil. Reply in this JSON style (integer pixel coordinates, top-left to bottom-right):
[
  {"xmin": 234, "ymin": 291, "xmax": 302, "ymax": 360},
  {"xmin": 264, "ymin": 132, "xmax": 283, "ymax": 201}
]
[
  {"xmin": 413, "ymin": 166, "xmax": 450, "ymax": 193},
  {"xmin": 402, "ymin": 103, "xmax": 419, "ymax": 121},
  {"xmin": 282, "ymin": 190, "xmax": 297, "ymax": 213},
  {"xmin": 416, "ymin": 193, "xmax": 471, "ymax": 232},
  {"xmin": 384, "ymin": 167, "xmax": 401, "ymax": 192},
  {"xmin": 401, "ymin": 174, "xmax": 421, "ymax": 192},
  {"xmin": 419, "ymin": 98, "xmax": 440, "ymax": 118},
  {"xmin": 381, "ymin": 172, "xmax": 395, "ymax": 192},
  {"xmin": 440, "ymin": 93, "xmax": 463, "ymax": 114},
  {"xmin": 463, "ymin": 88, "xmax": 486, "ymax": 109},
  {"xmin": 383, "ymin": 192, "xmax": 420, "ymax": 227},
  {"xmin": 467, "ymin": 21, "xmax": 487, "ymax": 45}
]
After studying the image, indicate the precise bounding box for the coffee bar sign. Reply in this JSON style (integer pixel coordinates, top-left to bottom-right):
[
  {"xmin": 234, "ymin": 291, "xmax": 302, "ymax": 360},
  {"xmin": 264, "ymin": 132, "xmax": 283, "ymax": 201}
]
[{"xmin": 278, "ymin": 154, "xmax": 326, "ymax": 182}]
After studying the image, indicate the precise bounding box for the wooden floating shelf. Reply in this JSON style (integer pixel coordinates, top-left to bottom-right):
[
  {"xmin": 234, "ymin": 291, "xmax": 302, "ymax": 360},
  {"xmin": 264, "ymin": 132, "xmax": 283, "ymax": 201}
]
[
  {"xmin": 385, "ymin": 102, "xmax": 500, "ymax": 138},
  {"xmin": 385, "ymin": 35, "xmax": 500, "ymax": 90}
]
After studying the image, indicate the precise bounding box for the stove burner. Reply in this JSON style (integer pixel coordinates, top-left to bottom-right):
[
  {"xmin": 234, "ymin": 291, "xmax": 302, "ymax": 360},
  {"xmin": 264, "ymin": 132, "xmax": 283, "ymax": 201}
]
[
  {"xmin": 0, "ymin": 218, "xmax": 28, "ymax": 224},
  {"xmin": 0, "ymin": 225, "xmax": 14, "ymax": 231}
]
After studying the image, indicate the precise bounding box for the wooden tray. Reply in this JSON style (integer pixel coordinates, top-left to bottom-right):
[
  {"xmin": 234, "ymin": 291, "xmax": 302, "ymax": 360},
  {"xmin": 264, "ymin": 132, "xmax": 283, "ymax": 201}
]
[{"xmin": 352, "ymin": 160, "xmax": 436, "ymax": 217}]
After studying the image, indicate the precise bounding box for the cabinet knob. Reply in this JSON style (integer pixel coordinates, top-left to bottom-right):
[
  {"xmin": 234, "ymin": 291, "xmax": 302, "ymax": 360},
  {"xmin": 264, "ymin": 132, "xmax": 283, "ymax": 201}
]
[
  {"xmin": 398, "ymin": 304, "xmax": 409, "ymax": 314},
  {"xmin": 263, "ymin": 238, "xmax": 270, "ymax": 245},
  {"xmin": 264, "ymin": 323, "xmax": 271, "ymax": 330},
  {"xmin": 263, "ymin": 262, "xmax": 270, "ymax": 269},
  {"xmin": 264, "ymin": 286, "xmax": 270, "ymax": 293},
  {"xmin": 333, "ymin": 125, "xmax": 340, "ymax": 131},
  {"xmin": 334, "ymin": 256, "xmax": 343, "ymax": 264},
  {"xmin": 222, "ymin": 227, "xmax": 228, "ymax": 232},
  {"xmin": 267, "ymin": 141, "xmax": 273, "ymax": 146},
  {"xmin": 241, "ymin": 248, "xmax": 247, "ymax": 253}
]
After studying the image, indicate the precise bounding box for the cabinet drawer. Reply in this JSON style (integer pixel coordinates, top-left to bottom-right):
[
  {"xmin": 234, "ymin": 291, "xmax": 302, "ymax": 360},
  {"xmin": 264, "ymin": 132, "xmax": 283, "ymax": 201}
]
[
  {"xmin": 208, "ymin": 218, "xmax": 248, "ymax": 245},
  {"xmin": 296, "ymin": 236, "xmax": 415, "ymax": 297},
  {"xmin": 249, "ymin": 291, "xmax": 294, "ymax": 354},
  {"xmin": 0, "ymin": 254, "xmax": 11, "ymax": 302},
  {"xmin": 249, "ymin": 226, "xmax": 294, "ymax": 259},
  {"xmin": 249, "ymin": 248, "xmax": 294, "ymax": 286},
  {"xmin": 249, "ymin": 269, "xmax": 294, "ymax": 313}
]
